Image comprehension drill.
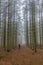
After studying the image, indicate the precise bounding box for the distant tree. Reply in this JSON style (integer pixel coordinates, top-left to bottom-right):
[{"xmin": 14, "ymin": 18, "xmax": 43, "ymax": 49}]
[
  {"xmin": 13, "ymin": 0, "xmax": 17, "ymax": 48},
  {"xmin": 40, "ymin": 19, "xmax": 43, "ymax": 48},
  {"xmin": 23, "ymin": 0, "xmax": 29, "ymax": 46},
  {"xmin": 25, "ymin": 1, "xmax": 29, "ymax": 47},
  {"xmin": 12, "ymin": 1, "xmax": 15, "ymax": 48},
  {"xmin": 2, "ymin": 4, "xmax": 7, "ymax": 49},
  {"xmin": 39, "ymin": 3, "xmax": 41, "ymax": 48},
  {"xmin": 41, "ymin": 0, "xmax": 43, "ymax": 48},
  {"xmin": 39, "ymin": 1, "xmax": 43, "ymax": 48},
  {"xmin": 0, "ymin": 0, "xmax": 1, "ymax": 48}
]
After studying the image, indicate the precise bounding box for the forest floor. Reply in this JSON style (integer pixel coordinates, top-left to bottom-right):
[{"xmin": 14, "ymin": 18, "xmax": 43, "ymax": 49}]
[{"xmin": 0, "ymin": 47, "xmax": 43, "ymax": 65}]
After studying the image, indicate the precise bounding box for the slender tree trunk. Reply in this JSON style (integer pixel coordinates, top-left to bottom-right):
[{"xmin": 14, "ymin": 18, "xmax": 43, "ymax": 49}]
[
  {"xmin": 39, "ymin": 4, "xmax": 41, "ymax": 48},
  {"xmin": 30, "ymin": 1, "xmax": 36, "ymax": 52},
  {"xmin": 14, "ymin": 21, "xmax": 17, "ymax": 48},
  {"xmin": 40, "ymin": 3, "xmax": 43, "ymax": 48},
  {"xmin": 0, "ymin": 0, "xmax": 1, "ymax": 48},
  {"xmin": 3, "ymin": 7, "xmax": 6, "ymax": 49},
  {"xmin": 12, "ymin": 7, "xmax": 15, "ymax": 48}
]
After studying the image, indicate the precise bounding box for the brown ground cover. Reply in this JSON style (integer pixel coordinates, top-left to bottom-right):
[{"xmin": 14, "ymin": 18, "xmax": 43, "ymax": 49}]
[{"xmin": 0, "ymin": 47, "xmax": 43, "ymax": 65}]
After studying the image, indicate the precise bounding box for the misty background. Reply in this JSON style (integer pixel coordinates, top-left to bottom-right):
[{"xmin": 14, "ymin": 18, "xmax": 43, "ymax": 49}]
[{"xmin": 0, "ymin": 0, "xmax": 43, "ymax": 46}]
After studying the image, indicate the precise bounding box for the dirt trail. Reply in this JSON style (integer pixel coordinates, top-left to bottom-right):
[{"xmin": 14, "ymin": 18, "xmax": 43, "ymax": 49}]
[{"xmin": 0, "ymin": 47, "xmax": 43, "ymax": 65}]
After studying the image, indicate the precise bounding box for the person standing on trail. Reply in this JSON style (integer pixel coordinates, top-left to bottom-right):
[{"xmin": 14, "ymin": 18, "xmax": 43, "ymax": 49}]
[{"xmin": 18, "ymin": 44, "xmax": 20, "ymax": 49}]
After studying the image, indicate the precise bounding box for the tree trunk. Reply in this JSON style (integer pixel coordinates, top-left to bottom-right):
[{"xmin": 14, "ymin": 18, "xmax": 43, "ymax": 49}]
[
  {"xmin": 7, "ymin": 0, "xmax": 12, "ymax": 51},
  {"xmin": 30, "ymin": 1, "xmax": 36, "ymax": 52}
]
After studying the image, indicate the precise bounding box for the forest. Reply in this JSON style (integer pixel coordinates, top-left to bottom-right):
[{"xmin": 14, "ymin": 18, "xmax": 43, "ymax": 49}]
[{"xmin": 0, "ymin": 0, "xmax": 43, "ymax": 65}]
